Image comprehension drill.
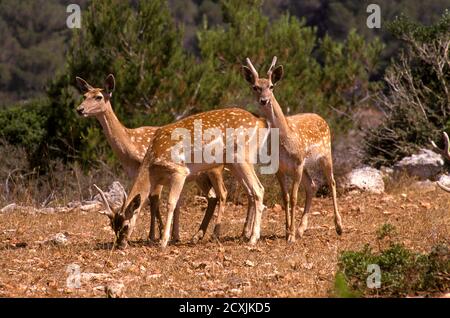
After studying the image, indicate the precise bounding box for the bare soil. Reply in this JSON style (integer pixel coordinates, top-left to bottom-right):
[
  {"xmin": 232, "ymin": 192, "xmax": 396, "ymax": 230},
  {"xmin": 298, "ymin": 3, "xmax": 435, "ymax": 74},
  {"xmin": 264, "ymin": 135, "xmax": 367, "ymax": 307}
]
[{"xmin": 0, "ymin": 183, "xmax": 448, "ymax": 298}]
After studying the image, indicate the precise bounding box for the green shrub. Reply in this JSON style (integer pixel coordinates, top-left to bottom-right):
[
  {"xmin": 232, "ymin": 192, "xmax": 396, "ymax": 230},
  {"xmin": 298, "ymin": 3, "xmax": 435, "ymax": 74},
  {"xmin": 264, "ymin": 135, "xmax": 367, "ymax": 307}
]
[
  {"xmin": 2, "ymin": 0, "xmax": 383, "ymax": 169},
  {"xmin": 0, "ymin": 99, "xmax": 49, "ymax": 158},
  {"xmin": 364, "ymin": 11, "xmax": 450, "ymax": 167},
  {"xmin": 336, "ymin": 243, "xmax": 449, "ymax": 297},
  {"xmin": 195, "ymin": 0, "xmax": 383, "ymax": 133},
  {"xmin": 376, "ymin": 223, "xmax": 397, "ymax": 241}
]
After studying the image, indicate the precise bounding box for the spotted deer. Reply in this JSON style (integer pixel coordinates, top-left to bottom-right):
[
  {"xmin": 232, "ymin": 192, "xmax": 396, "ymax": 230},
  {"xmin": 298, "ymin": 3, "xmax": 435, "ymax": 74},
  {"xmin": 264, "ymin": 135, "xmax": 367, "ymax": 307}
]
[
  {"xmin": 431, "ymin": 131, "xmax": 450, "ymax": 192},
  {"xmin": 241, "ymin": 56, "xmax": 343, "ymax": 242},
  {"xmin": 75, "ymin": 74, "xmax": 227, "ymax": 242},
  {"xmin": 96, "ymin": 107, "xmax": 267, "ymax": 248}
]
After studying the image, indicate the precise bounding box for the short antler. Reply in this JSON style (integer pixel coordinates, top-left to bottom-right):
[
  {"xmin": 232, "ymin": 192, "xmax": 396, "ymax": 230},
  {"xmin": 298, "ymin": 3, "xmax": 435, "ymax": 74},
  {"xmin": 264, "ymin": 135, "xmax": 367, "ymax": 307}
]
[
  {"xmin": 120, "ymin": 188, "xmax": 127, "ymax": 211},
  {"xmin": 267, "ymin": 56, "xmax": 278, "ymax": 76},
  {"xmin": 245, "ymin": 57, "xmax": 259, "ymax": 79},
  {"xmin": 93, "ymin": 184, "xmax": 115, "ymax": 218},
  {"xmin": 437, "ymin": 182, "xmax": 450, "ymax": 193},
  {"xmin": 431, "ymin": 131, "xmax": 450, "ymax": 161}
]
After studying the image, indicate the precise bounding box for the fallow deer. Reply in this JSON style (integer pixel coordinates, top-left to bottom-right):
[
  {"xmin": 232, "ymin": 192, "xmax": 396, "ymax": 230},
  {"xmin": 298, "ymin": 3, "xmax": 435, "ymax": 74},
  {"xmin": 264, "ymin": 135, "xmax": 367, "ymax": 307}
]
[
  {"xmin": 431, "ymin": 131, "xmax": 450, "ymax": 192},
  {"xmin": 75, "ymin": 75, "xmax": 227, "ymax": 242},
  {"xmin": 241, "ymin": 56, "xmax": 343, "ymax": 242},
  {"xmin": 97, "ymin": 107, "xmax": 267, "ymax": 248}
]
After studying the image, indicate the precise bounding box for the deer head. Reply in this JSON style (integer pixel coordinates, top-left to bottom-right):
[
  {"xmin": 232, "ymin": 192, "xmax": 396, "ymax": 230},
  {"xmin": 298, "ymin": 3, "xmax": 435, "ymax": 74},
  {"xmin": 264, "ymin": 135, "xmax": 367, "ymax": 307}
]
[
  {"xmin": 94, "ymin": 184, "xmax": 142, "ymax": 248},
  {"xmin": 431, "ymin": 132, "xmax": 450, "ymax": 192},
  {"xmin": 75, "ymin": 74, "xmax": 116, "ymax": 117},
  {"xmin": 241, "ymin": 56, "xmax": 284, "ymax": 109}
]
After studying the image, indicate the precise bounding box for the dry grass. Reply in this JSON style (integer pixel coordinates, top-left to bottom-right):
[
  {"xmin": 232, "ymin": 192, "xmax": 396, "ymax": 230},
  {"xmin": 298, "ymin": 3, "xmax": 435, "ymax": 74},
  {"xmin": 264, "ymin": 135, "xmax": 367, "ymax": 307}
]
[{"xmin": 0, "ymin": 180, "xmax": 448, "ymax": 298}]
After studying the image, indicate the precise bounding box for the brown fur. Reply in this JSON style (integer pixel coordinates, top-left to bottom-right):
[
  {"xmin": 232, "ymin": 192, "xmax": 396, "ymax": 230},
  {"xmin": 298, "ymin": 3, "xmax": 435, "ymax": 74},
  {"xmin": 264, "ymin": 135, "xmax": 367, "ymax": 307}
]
[
  {"xmin": 119, "ymin": 108, "xmax": 266, "ymax": 248},
  {"xmin": 242, "ymin": 57, "xmax": 343, "ymax": 242},
  {"xmin": 75, "ymin": 75, "xmax": 226, "ymax": 244}
]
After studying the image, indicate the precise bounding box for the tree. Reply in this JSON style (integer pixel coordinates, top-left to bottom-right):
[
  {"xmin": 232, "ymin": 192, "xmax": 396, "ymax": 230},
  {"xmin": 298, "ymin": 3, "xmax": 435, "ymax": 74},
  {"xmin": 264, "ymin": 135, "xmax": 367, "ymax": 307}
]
[
  {"xmin": 43, "ymin": 0, "xmax": 191, "ymax": 168},
  {"xmin": 0, "ymin": 0, "xmax": 70, "ymax": 106},
  {"xmin": 193, "ymin": 0, "xmax": 383, "ymax": 131},
  {"xmin": 364, "ymin": 11, "xmax": 450, "ymax": 167}
]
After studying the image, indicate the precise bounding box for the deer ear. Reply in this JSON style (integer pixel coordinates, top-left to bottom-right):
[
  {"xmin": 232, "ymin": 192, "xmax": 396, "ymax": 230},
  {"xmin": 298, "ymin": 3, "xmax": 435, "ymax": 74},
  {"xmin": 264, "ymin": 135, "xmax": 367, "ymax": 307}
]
[
  {"xmin": 76, "ymin": 77, "xmax": 93, "ymax": 94},
  {"xmin": 104, "ymin": 74, "xmax": 115, "ymax": 96},
  {"xmin": 271, "ymin": 65, "xmax": 283, "ymax": 85},
  {"xmin": 124, "ymin": 194, "xmax": 141, "ymax": 219},
  {"xmin": 241, "ymin": 66, "xmax": 256, "ymax": 85}
]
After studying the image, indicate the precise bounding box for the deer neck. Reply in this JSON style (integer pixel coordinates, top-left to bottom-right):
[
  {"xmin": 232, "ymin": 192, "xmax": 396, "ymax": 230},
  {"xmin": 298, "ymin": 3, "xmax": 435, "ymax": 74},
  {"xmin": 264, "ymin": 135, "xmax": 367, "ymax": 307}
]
[
  {"xmin": 95, "ymin": 104, "xmax": 135, "ymax": 165},
  {"xmin": 266, "ymin": 96, "xmax": 292, "ymax": 138}
]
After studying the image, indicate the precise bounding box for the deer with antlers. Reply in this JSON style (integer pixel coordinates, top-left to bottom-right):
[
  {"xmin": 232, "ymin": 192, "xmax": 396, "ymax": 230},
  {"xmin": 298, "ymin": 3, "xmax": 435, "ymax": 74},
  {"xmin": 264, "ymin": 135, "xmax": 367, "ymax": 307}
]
[
  {"xmin": 95, "ymin": 107, "xmax": 267, "ymax": 248},
  {"xmin": 241, "ymin": 56, "xmax": 343, "ymax": 242},
  {"xmin": 431, "ymin": 131, "xmax": 450, "ymax": 192},
  {"xmin": 75, "ymin": 74, "xmax": 227, "ymax": 242}
]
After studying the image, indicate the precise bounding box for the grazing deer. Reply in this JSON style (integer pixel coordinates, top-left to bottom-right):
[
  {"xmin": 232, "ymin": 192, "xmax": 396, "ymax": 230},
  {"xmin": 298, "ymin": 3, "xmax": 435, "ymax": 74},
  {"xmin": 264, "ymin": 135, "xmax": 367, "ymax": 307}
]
[
  {"xmin": 75, "ymin": 75, "xmax": 226, "ymax": 242},
  {"xmin": 241, "ymin": 56, "xmax": 343, "ymax": 242},
  {"xmin": 96, "ymin": 107, "xmax": 267, "ymax": 248},
  {"xmin": 431, "ymin": 131, "xmax": 450, "ymax": 192}
]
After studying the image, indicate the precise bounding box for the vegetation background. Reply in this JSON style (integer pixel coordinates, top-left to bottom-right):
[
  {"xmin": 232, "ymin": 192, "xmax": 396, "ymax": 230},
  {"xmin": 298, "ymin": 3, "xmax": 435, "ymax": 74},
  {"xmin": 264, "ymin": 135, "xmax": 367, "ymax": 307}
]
[
  {"xmin": 0, "ymin": 0, "xmax": 448, "ymax": 204},
  {"xmin": 0, "ymin": 0, "xmax": 448, "ymax": 298}
]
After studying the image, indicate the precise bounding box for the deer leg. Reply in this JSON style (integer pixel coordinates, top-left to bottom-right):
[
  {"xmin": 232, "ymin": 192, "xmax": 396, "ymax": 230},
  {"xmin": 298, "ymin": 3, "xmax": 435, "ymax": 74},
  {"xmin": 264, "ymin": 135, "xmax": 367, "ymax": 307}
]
[
  {"xmin": 231, "ymin": 163, "xmax": 265, "ymax": 245},
  {"xmin": 191, "ymin": 173, "xmax": 218, "ymax": 243},
  {"xmin": 237, "ymin": 176, "xmax": 254, "ymax": 239},
  {"xmin": 171, "ymin": 200, "xmax": 182, "ymax": 243},
  {"xmin": 276, "ymin": 171, "xmax": 291, "ymax": 238},
  {"xmin": 149, "ymin": 184, "xmax": 163, "ymax": 241},
  {"xmin": 288, "ymin": 164, "xmax": 304, "ymax": 243},
  {"xmin": 210, "ymin": 170, "xmax": 228, "ymax": 239},
  {"xmin": 320, "ymin": 155, "xmax": 343, "ymax": 235},
  {"xmin": 161, "ymin": 173, "xmax": 187, "ymax": 249},
  {"xmin": 297, "ymin": 170, "xmax": 317, "ymax": 238},
  {"xmin": 242, "ymin": 196, "xmax": 254, "ymax": 239}
]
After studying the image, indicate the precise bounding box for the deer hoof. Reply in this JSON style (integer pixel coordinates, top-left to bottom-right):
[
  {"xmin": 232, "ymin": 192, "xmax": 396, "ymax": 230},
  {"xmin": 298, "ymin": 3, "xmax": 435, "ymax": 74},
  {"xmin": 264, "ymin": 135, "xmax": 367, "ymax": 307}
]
[
  {"xmin": 249, "ymin": 236, "xmax": 258, "ymax": 245},
  {"xmin": 297, "ymin": 226, "xmax": 306, "ymax": 238},
  {"xmin": 191, "ymin": 231, "xmax": 204, "ymax": 244},
  {"xmin": 287, "ymin": 234, "xmax": 296, "ymax": 244},
  {"xmin": 116, "ymin": 240, "xmax": 128, "ymax": 250},
  {"xmin": 212, "ymin": 224, "xmax": 222, "ymax": 239}
]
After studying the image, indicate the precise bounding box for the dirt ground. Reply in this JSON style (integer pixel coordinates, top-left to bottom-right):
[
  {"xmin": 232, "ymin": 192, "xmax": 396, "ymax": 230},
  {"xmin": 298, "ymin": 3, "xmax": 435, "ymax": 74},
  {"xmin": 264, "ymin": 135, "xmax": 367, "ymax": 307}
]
[{"xmin": 0, "ymin": 182, "xmax": 449, "ymax": 298}]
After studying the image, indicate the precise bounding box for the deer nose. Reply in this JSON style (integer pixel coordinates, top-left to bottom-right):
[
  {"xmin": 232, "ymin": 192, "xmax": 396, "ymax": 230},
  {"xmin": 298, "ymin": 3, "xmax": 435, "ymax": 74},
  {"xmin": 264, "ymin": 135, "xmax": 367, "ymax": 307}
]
[
  {"xmin": 259, "ymin": 98, "xmax": 269, "ymax": 106},
  {"xmin": 76, "ymin": 106, "xmax": 84, "ymax": 115}
]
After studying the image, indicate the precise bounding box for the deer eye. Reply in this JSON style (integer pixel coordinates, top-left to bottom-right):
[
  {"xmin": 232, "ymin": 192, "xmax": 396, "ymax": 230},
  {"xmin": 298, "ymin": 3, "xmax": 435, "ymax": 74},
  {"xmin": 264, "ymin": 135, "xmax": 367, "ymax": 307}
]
[
  {"xmin": 95, "ymin": 95, "xmax": 102, "ymax": 101},
  {"xmin": 270, "ymin": 85, "xmax": 274, "ymax": 90},
  {"xmin": 253, "ymin": 86, "xmax": 260, "ymax": 92}
]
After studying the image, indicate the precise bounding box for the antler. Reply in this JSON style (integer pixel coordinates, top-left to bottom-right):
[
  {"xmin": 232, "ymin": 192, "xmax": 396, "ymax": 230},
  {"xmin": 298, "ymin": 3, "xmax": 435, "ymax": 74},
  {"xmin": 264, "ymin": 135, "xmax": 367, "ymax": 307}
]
[
  {"xmin": 437, "ymin": 182, "xmax": 450, "ymax": 193},
  {"xmin": 245, "ymin": 57, "xmax": 259, "ymax": 79},
  {"xmin": 267, "ymin": 56, "xmax": 278, "ymax": 76},
  {"xmin": 93, "ymin": 184, "xmax": 114, "ymax": 218},
  {"xmin": 431, "ymin": 131, "xmax": 450, "ymax": 161},
  {"xmin": 120, "ymin": 188, "xmax": 127, "ymax": 211}
]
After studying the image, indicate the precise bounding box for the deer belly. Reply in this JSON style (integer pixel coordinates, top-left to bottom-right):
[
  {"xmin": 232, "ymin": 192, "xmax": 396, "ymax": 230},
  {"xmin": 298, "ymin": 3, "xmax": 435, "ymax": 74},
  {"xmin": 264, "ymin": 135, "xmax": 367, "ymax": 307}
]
[{"xmin": 185, "ymin": 162, "xmax": 223, "ymax": 176}]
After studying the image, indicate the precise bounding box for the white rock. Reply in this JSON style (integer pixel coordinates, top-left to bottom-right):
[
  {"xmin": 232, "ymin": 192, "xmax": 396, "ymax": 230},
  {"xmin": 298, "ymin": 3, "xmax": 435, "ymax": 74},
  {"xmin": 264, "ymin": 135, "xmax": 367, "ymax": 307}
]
[
  {"xmin": 343, "ymin": 166, "xmax": 385, "ymax": 194},
  {"xmin": 47, "ymin": 232, "xmax": 69, "ymax": 246},
  {"xmin": 80, "ymin": 203, "xmax": 101, "ymax": 212},
  {"xmin": 105, "ymin": 282, "xmax": 125, "ymax": 298},
  {"xmin": 244, "ymin": 260, "xmax": 255, "ymax": 267},
  {"xmin": 92, "ymin": 181, "xmax": 126, "ymax": 208},
  {"xmin": 380, "ymin": 166, "xmax": 394, "ymax": 177},
  {"xmin": 437, "ymin": 174, "xmax": 450, "ymax": 187},
  {"xmin": 0, "ymin": 203, "xmax": 17, "ymax": 213},
  {"xmin": 394, "ymin": 149, "xmax": 444, "ymax": 180},
  {"xmin": 81, "ymin": 273, "xmax": 111, "ymax": 283}
]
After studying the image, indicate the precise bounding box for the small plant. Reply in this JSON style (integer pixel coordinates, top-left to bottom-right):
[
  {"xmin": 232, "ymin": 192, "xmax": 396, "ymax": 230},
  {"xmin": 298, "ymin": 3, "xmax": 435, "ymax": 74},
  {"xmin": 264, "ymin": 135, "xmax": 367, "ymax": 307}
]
[
  {"xmin": 334, "ymin": 272, "xmax": 361, "ymax": 298},
  {"xmin": 376, "ymin": 223, "xmax": 397, "ymax": 241},
  {"xmin": 336, "ymin": 243, "xmax": 449, "ymax": 297}
]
